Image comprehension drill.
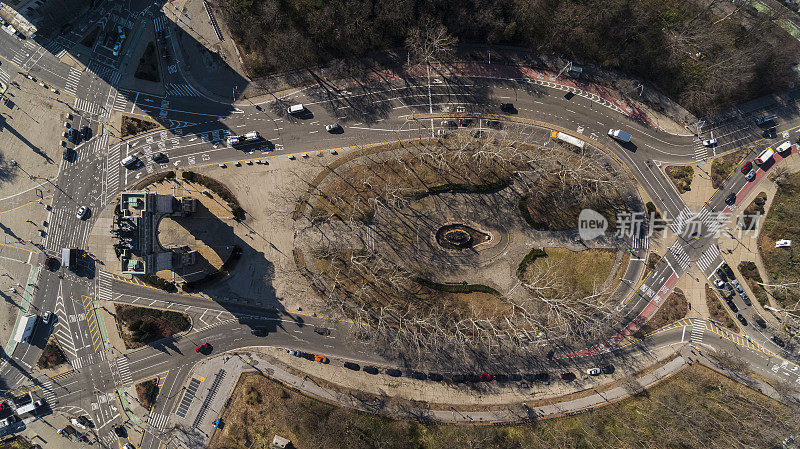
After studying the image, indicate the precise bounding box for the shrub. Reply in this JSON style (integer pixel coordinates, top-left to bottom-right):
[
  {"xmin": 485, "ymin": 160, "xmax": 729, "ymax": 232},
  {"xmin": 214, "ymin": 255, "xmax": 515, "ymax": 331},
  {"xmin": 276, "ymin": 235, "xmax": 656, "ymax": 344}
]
[
  {"xmin": 413, "ymin": 278, "xmax": 500, "ymax": 295},
  {"xmin": 517, "ymin": 247, "xmax": 548, "ymax": 279},
  {"xmin": 134, "ymin": 274, "xmax": 176, "ymax": 292},
  {"xmin": 136, "ymin": 379, "xmax": 158, "ymax": 410}
]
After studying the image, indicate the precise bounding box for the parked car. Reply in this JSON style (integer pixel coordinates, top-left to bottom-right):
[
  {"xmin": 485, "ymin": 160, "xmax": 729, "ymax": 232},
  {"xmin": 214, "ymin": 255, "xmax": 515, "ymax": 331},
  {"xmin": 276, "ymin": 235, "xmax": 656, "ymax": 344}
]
[
  {"xmin": 601, "ymin": 365, "xmax": 615, "ymax": 374},
  {"xmin": 731, "ymin": 280, "xmax": 744, "ymax": 293},
  {"xmin": 478, "ymin": 374, "xmax": 492, "ymax": 381},
  {"xmin": 151, "ymin": 152, "xmax": 167, "ymax": 163},
  {"xmin": 363, "ymin": 366, "xmax": 379, "ymax": 375},
  {"xmin": 385, "ymin": 368, "xmax": 402, "ymax": 377},
  {"xmin": 586, "ymin": 367, "xmax": 601, "ymax": 376},
  {"xmin": 343, "ymin": 362, "xmax": 360, "ymax": 371},
  {"xmin": 560, "ymin": 372, "xmax": 576, "ymax": 381},
  {"xmin": 726, "ymin": 300, "xmax": 739, "ymax": 313},
  {"xmin": 195, "ymin": 342, "xmax": 211, "ymax": 354},
  {"xmin": 76, "ymin": 205, "xmax": 89, "ymax": 219},
  {"xmin": 314, "ymin": 355, "xmax": 328, "ymax": 364},
  {"xmin": 42, "ymin": 311, "xmax": 53, "ymax": 325},
  {"xmin": 771, "ymin": 336, "xmax": 786, "ymax": 348},
  {"xmin": 745, "ymin": 168, "xmax": 757, "ymax": 181},
  {"xmin": 486, "ymin": 120, "xmax": 502, "ymax": 129},
  {"xmin": 314, "ymin": 327, "xmax": 330, "ymax": 336},
  {"xmin": 736, "ymin": 314, "xmax": 748, "ymax": 326},
  {"xmin": 713, "ymin": 278, "xmax": 724, "ymax": 288},
  {"xmin": 740, "ymin": 292, "xmax": 752, "ymax": 306},
  {"xmin": 428, "ymin": 373, "xmax": 444, "ymax": 382},
  {"xmin": 716, "ymin": 268, "xmax": 728, "ymax": 281},
  {"xmin": 411, "ymin": 371, "xmax": 427, "ymax": 380},
  {"xmin": 535, "ymin": 372, "xmax": 550, "ymax": 382},
  {"xmin": 722, "ymin": 263, "xmax": 734, "ymax": 278},
  {"xmin": 113, "ymin": 425, "xmax": 127, "ymax": 438},
  {"xmin": 81, "ymin": 125, "xmax": 91, "ymax": 140},
  {"xmin": 287, "ymin": 350, "xmax": 300, "ymax": 357},
  {"xmin": 325, "ymin": 123, "xmax": 342, "ymax": 133},
  {"xmin": 458, "ymin": 118, "xmax": 473, "ymax": 127},
  {"xmin": 753, "ymin": 315, "xmax": 766, "ymax": 329},
  {"xmin": 440, "ymin": 120, "xmax": 457, "ymax": 128}
]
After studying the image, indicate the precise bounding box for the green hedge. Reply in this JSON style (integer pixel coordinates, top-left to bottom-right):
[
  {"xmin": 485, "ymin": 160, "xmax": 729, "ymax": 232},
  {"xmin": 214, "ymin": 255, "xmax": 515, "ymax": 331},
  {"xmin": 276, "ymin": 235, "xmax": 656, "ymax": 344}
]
[
  {"xmin": 134, "ymin": 274, "xmax": 176, "ymax": 292},
  {"xmin": 182, "ymin": 171, "xmax": 246, "ymax": 220},
  {"xmin": 414, "ymin": 277, "xmax": 500, "ymax": 296},
  {"xmin": 516, "ymin": 247, "xmax": 548, "ymax": 279}
]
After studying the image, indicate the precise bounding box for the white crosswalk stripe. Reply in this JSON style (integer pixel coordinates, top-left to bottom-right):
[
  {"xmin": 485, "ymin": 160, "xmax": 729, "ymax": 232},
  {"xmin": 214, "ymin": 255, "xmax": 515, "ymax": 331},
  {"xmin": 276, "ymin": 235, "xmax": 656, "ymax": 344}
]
[
  {"xmin": 150, "ymin": 412, "xmax": 167, "ymax": 430},
  {"xmin": 105, "ymin": 145, "xmax": 121, "ymax": 202},
  {"xmin": 690, "ymin": 319, "xmax": 705, "ymax": 344},
  {"xmin": 65, "ymin": 67, "xmax": 82, "ymax": 96},
  {"xmin": 154, "ymin": 15, "xmax": 166, "ymax": 33},
  {"xmin": 668, "ymin": 207, "xmax": 693, "ymax": 235},
  {"xmin": 74, "ymin": 97, "xmax": 100, "ymax": 114},
  {"xmin": 115, "ymin": 356, "xmax": 133, "ymax": 386},
  {"xmin": 99, "ymin": 274, "xmax": 114, "ymax": 302},
  {"xmin": 696, "ymin": 244, "xmax": 721, "ymax": 272},
  {"xmin": 72, "ymin": 351, "xmax": 106, "ymax": 370},
  {"xmin": 669, "ymin": 244, "xmax": 691, "ymax": 271},
  {"xmin": 40, "ymin": 380, "xmax": 57, "ymax": 403},
  {"xmin": 166, "ymin": 83, "xmax": 201, "ymax": 97},
  {"xmin": 632, "ymin": 233, "xmax": 648, "ymax": 250},
  {"xmin": 0, "ymin": 69, "xmax": 10, "ymax": 85}
]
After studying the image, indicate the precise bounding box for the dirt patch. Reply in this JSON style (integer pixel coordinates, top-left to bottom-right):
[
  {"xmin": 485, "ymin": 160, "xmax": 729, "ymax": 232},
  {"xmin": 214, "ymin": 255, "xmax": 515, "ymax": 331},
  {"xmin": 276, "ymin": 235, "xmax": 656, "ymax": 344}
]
[
  {"xmin": 738, "ymin": 261, "xmax": 769, "ymax": 307},
  {"xmin": 121, "ymin": 115, "xmax": 159, "ymax": 138},
  {"xmin": 134, "ymin": 42, "xmax": 161, "ymax": 82},
  {"xmin": 665, "ymin": 165, "xmax": 693, "ymax": 194},
  {"xmin": 741, "ymin": 192, "xmax": 766, "ymax": 229},
  {"xmin": 635, "ymin": 288, "xmax": 688, "ymax": 337},
  {"xmin": 705, "ymin": 284, "xmax": 739, "ymax": 332},
  {"xmin": 209, "ymin": 363, "xmax": 797, "ymax": 449},
  {"xmin": 711, "ymin": 149, "xmax": 748, "ymax": 189},
  {"xmin": 36, "ymin": 336, "xmax": 68, "ymax": 369},
  {"xmin": 136, "ymin": 378, "xmax": 158, "ymax": 410},
  {"xmin": 115, "ymin": 304, "xmax": 190, "ymax": 349}
]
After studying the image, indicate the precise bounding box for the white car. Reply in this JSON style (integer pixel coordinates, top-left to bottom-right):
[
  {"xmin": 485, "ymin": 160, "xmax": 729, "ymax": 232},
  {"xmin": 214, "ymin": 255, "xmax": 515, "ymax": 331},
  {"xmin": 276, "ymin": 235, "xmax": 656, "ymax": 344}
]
[
  {"xmin": 587, "ymin": 367, "xmax": 601, "ymax": 376},
  {"xmin": 325, "ymin": 123, "xmax": 341, "ymax": 133},
  {"xmin": 745, "ymin": 168, "xmax": 757, "ymax": 181},
  {"xmin": 287, "ymin": 350, "xmax": 300, "ymax": 357},
  {"xmin": 713, "ymin": 279, "xmax": 724, "ymax": 288},
  {"xmin": 42, "ymin": 311, "xmax": 53, "ymax": 324},
  {"xmin": 76, "ymin": 205, "xmax": 88, "ymax": 219},
  {"xmin": 70, "ymin": 418, "xmax": 87, "ymax": 430},
  {"xmin": 702, "ymin": 138, "xmax": 717, "ymax": 147}
]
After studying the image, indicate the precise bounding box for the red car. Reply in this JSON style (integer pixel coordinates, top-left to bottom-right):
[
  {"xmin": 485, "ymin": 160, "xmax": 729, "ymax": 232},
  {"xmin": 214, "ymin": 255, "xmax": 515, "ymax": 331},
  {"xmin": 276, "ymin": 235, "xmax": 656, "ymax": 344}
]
[
  {"xmin": 458, "ymin": 118, "xmax": 473, "ymax": 127},
  {"xmin": 478, "ymin": 374, "xmax": 492, "ymax": 381},
  {"xmin": 195, "ymin": 343, "xmax": 211, "ymax": 354},
  {"xmin": 740, "ymin": 161, "xmax": 753, "ymax": 174},
  {"xmin": 560, "ymin": 372, "xmax": 576, "ymax": 381}
]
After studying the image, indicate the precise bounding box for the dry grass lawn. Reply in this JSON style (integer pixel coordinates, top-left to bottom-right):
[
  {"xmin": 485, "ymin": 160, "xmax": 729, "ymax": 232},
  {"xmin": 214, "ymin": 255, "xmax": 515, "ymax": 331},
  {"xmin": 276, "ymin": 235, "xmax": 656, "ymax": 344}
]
[
  {"xmin": 209, "ymin": 364, "xmax": 799, "ymax": 449},
  {"xmin": 527, "ymin": 247, "xmax": 618, "ymax": 296}
]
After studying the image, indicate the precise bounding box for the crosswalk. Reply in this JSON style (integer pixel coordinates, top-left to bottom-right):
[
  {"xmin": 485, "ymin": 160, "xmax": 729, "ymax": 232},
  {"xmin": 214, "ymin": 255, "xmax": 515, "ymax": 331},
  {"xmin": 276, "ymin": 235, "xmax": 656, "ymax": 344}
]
[
  {"xmin": 40, "ymin": 379, "xmax": 57, "ymax": 404},
  {"xmin": 693, "ymin": 143, "xmax": 708, "ymax": 161},
  {"xmin": 166, "ymin": 83, "xmax": 201, "ymax": 97},
  {"xmin": 74, "ymin": 96, "xmax": 100, "ymax": 114},
  {"xmin": 87, "ymin": 60, "xmax": 120, "ymax": 87},
  {"xmin": 0, "ymin": 68, "xmax": 10, "ymax": 85},
  {"xmin": 65, "ymin": 67, "xmax": 82, "ymax": 96},
  {"xmin": 690, "ymin": 319, "xmax": 705, "ymax": 344},
  {"xmin": 696, "ymin": 244, "xmax": 721, "ymax": 272},
  {"xmin": 669, "ymin": 244, "xmax": 691, "ymax": 271},
  {"xmin": 99, "ymin": 273, "xmax": 114, "ymax": 302},
  {"xmin": 149, "ymin": 412, "xmax": 168, "ymax": 430},
  {"xmin": 115, "ymin": 356, "xmax": 133, "ymax": 386},
  {"xmin": 72, "ymin": 350, "xmax": 106, "ymax": 370},
  {"xmin": 154, "ymin": 15, "xmax": 167, "ymax": 33},
  {"xmin": 104, "ymin": 144, "xmax": 122, "ymax": 202},
  {"xmin": 668, "ymin": 207, "xmax": 693, "ymax": 235},
  {"xmin": 112, "ymin": 91, "xmax": 130, "ymax": 112},
  {"xmin": 632, "ymin": 233, "xmax": 648, "ymax": 250}
]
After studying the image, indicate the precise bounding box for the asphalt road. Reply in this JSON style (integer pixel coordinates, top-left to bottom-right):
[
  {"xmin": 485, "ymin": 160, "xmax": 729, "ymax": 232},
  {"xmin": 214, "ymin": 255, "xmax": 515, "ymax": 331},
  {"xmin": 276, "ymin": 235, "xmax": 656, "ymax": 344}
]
[{"xmin": 1, "ymin": 1, "xmax": 800, "ymax": 446}]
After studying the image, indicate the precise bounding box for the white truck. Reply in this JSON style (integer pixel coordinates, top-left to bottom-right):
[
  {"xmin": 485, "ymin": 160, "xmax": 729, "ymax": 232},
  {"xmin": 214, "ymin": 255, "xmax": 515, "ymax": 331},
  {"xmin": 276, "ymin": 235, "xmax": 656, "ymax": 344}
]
[
  {"xmin": 244, "ymin": 131, "xmax": 260, "ymax": 140},
  {"xmin": 551, "ymin": 131, "xmax": 585, "ymax": 149},
  {"xmin": 608, "ymin": 129, "xmax": 632, "ymax": 143},
  {"xmin": 13, "ymin": 315, "xmax": 37, "ymax": 343},
  {"xmin": 226, "ymin": 135, "xmax": 240, "ymax": 146}
]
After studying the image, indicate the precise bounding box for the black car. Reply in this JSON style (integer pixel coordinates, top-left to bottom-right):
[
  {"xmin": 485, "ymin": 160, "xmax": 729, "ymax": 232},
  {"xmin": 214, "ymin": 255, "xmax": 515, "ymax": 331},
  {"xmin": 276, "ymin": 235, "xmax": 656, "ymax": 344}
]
[
  {"xmin": 81, "ymin": 125, "xmax": 92, "ymax": 140},
  {"xmin": 486, "ymin": 120, "xmax": 502, "ymax": 129},
  {"xmin": 314, "ymin": 327, "xmax": 331, "ymax": 336},
  {"xmin": 343, "ymin": 362, "xmax": 360, "ymax": 371},
  {"xmin": 753, "ymin": 315, "xmax": 766, "ymax": 329},
  {"xmin": 716, "ymin": 268, "xmax": 728, "ymax": 281},
  {"xmin": 535, "ymin": 372, "xmax": 550, "ymax": 382},
  {"xmin": 428, "ymin": 373, "xmax": 444, "ymax": 382},
  {"xmin": 726, "ymin": 300, "xmax": 739, "ymax": 313},
  {"xmin": 740, "ymin": 292, "xmax": 752, "ymax": 307},
  {"xmin": 363, "ymin": 366, "xmax": 379, "ymax": 375},
  {"xmin": 113, "ymin": 425, "xmax": 127, "ymax": 438},
  {"xmin": 251, "ymin": 329, "xmax": 267, "ymax": 337},
  {"xmin": 560, "ymin": 372, "xmax": 576, "ymax": 381},
  {"xmin": 771, "ymin": 336, "xmax": 786, "ymax": 348},
  {"xmin": 736, "ymin": 314, "xmax": 748, "ymax": 326},
  {"xmin": 601, "ymin": 365, "xmax": 615, "ymax": 374},
  {"xmin": 722, "ymin": 263, "xmax": 735, "ymax": 278},
  {"xmin": 151, "ymin": 152, "xmax": 167, "ymax": 163},
  {"xmin": 385, "ymin": 368, "xmax": 402, "ymax": 377},
  {"xmin": 725, "ymin": 192, "xmax": 737, "ymax": 205},
  {"xmin": 410, "ymin": 371, "xmax": 427, "ymax": 381}
]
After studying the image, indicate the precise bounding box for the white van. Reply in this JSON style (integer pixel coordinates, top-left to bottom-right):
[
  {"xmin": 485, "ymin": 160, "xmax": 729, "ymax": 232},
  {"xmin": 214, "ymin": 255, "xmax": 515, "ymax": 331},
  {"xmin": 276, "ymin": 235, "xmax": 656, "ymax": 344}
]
[
  {"xmin": 244, "ymin": 131, "xmax": 260, "ymax": 140},
  {"xmin": 755, "ymin": 147, "xmax": 775, "ymax": 165},
  {"xmin": 287, "ymin": 104, "xmax": 305, "ymax": 115},
  {"xmin": 226, "ymin": 136, "xmax": 240, "ymax": 145},
  {"xmin": 776, "ymin": 141, "xmax": 792, "ymax": 154},
  {"xmin": 120, "ymin": 155, "xmax": 139, "ymax": 167},
  {"xmin": 608, "ymin": 129, "xmax": 632, "ymax": 143}
]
